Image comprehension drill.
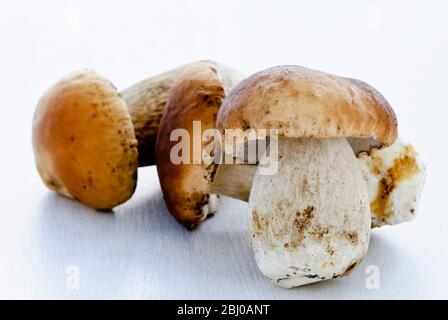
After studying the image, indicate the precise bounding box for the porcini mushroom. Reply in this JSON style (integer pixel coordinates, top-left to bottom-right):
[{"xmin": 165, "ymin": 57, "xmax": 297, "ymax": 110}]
[
  {"xmin": 121, "ymin": 64, "xmax": 188, "ymax": 167},
  {"xmin": 122, "ymin": 61, "xmax": 245, "ymax": 166},
  {"xmin": 155, "ymin": 61, "xmax": 245, "ymax": 228},
  {"xmin": 33, "ymin": 70, "xmax": 139, "ymax": 210},
  {"xmin": 214, "ymin": 65, "xmax": 398, "ymax": 287}
]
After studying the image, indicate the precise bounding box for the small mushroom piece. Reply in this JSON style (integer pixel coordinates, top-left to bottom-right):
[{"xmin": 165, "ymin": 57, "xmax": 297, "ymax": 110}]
[
  {"xmin": 217, "ymin": 65, "xmax": 398, "ymax": 287},
  {"xmin": 358, "ymin": 138, "xmax": 426, "ymax": 227},
  {"xmin": 33, "ymin": 70, "xmax": 138, "ymax": 210},
  {"xmin": 155, "ymin": 61, "xmax": 245, "ymax": 229}
]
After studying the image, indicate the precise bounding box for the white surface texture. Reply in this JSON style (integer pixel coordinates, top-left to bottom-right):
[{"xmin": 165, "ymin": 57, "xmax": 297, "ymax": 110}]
[{"xmin": 0, "ymin": 0, "xmax": 447, "ymax": 299}]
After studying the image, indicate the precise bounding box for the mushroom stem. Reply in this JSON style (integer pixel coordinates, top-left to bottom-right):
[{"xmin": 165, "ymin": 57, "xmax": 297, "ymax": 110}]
[
  {"xmin": 211, "ymin": 163, "xmax": 257, "ymax": 201},
  {"xmin": 121, "ymin": 65, "xmax": 188, "ymax": 166},
  {"xmin": 249, "ymin": 137, "xmax": 370, "ymax": 287}
]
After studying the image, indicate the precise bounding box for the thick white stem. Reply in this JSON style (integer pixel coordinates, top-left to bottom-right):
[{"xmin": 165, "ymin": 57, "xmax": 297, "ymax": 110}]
[{"xmin": 249, "ymin": 138, "xmax": 370, "ymax": 288}]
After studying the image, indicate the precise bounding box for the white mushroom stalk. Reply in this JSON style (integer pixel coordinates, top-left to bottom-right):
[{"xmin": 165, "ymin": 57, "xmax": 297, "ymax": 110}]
[{"xmin": 249, "ymin": 138, "xmax": 370, "ymax": 288}]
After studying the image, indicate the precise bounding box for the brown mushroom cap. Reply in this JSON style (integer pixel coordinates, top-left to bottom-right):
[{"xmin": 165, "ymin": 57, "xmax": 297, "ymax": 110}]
[
  {"xmin": 121, "ymin": 60, "xmax": 245, "ymax": 167},
  {"xmin": 32, "ymin": 70, "xmax": 138, "ymax": 210},
  {"xmin": 217, "ymin": 65, "xmax": 397, "ymax": 147},
  {"xmin": 156, "ymin": 61, "xmax": 243, "ymax": 229}
]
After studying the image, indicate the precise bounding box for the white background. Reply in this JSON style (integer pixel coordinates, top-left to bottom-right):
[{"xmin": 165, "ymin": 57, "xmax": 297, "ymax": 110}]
[{"xmin": 0, "ymin": 0, "xmax": 447, "ymax": 299}]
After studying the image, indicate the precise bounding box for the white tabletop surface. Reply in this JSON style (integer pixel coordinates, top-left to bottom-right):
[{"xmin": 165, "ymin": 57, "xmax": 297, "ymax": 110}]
[{"xmin": 0, "ymin": 0, "xmax": 447, "ymax": 299}]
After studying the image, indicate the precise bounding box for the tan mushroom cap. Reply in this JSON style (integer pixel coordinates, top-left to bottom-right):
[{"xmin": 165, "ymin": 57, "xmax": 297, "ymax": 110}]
[
  {"xmin": 217, "ymin": 65, "xmax": 397, "ymax": 146},
  {"xmin": 32, "ymin": 70, "xmax": 138, "ymax": 210},
  {"xmin": 156, "ymin": 61, "xmax": 243, "ymax": 229}
]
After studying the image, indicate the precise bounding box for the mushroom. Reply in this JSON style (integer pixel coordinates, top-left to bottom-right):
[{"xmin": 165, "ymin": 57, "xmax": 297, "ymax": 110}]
[
  {"xmin": 33, "ymin": 62, "xmax": 243, "ymax": 210},
  {"xmin": 155, "ymin": 61, "xmax": 245, "ymax": 228},
  {"xmin": 122, "ymin": 61, "xmax": 245, "ymax": 166},
  {"xmin": 214, "ymin": 65, "xmax": 398, "ymax": 287},
  {"xmin": 121, "ymin": 64, "xmax": 189, "ymax": 166},
  {"xmin": 33, "ymin": 70, "xmax": 139, "ymax": 210}
]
